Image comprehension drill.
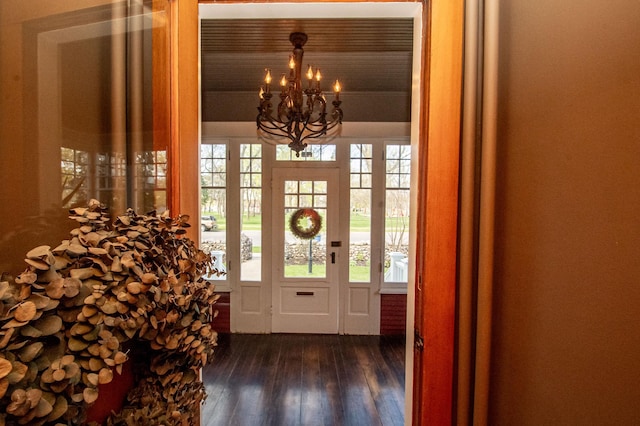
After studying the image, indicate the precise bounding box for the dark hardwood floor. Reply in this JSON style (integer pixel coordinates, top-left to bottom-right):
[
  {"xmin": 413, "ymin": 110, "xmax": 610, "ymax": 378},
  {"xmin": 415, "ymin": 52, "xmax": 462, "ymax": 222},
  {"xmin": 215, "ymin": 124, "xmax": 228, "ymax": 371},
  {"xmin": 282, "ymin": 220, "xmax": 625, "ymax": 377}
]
[{"xmin": 201, "ymin": 334, "xmax": 406, "ymax": 426}]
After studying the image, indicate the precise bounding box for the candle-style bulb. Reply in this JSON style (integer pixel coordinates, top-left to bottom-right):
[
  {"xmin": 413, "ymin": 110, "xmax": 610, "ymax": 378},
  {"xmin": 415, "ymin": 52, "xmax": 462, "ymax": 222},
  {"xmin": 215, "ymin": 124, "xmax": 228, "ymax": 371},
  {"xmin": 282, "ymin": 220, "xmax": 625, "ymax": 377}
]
[
  {"xmin": 280, "ymin": 74, "xmax": 287, "ymax": 88},
  {"xmin": 264, "ymin": 69, "xmax": 272, "ymax": 85},
  {"xmin": 259, "ymin": 86, "xmax": 264, "ymax": 99},
  {"xmin": 289, "ymin": 55, "xmax": 295, "ymax": 70},
  {"xmin": 333, "ymin": 80, "xmax": 341, "ymax": 101},
  {"xmin": 306, "ymin": 65, "xmax": 314, "ymax": 81},
  {"xmin": 315, "ymin": 69, "xmax": 322, "ymax": 82}
]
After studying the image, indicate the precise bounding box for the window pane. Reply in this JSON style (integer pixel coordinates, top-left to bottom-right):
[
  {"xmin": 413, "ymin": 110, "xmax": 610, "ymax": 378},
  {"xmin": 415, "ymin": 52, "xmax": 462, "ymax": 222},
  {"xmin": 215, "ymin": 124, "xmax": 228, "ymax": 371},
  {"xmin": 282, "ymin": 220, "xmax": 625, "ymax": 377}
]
[
  {"xmin": 240, "ymin": 144, "xmax": 262, "ymax": 281},
  {"xmin": 200, "ymin": 143, "xmax": 227, "ymax": 281},
  {"xmin": 349, "ymin": 144, "xmax": 373, "ymax": 282},
  {"xmin": 284, "ymin": 180, "xmax": 327, "ymax": 279},
  {"xmin": 384, "ymin": 143, "xmax": 411, "ymax": 283}
]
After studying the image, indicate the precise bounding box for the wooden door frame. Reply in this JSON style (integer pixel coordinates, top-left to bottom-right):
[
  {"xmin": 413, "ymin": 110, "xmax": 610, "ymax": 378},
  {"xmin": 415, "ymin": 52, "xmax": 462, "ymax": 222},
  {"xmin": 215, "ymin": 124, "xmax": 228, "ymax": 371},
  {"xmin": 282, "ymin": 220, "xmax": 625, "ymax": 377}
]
[{"xmin": 168, "ymin": 1, "xmax": 463, "ymax": 424}]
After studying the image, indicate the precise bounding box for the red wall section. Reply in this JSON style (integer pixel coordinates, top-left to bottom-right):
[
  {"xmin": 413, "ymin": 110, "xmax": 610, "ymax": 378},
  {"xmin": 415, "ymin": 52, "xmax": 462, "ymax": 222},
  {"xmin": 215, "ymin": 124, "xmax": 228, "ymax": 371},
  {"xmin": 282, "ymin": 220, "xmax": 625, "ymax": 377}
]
[
  {"xmin": 380, "ymin": 293, "xmax": 407, "ymax": 335},
  {"xmin": 213, "ymin": 292, "xmax": 231, "ymax": 334}
]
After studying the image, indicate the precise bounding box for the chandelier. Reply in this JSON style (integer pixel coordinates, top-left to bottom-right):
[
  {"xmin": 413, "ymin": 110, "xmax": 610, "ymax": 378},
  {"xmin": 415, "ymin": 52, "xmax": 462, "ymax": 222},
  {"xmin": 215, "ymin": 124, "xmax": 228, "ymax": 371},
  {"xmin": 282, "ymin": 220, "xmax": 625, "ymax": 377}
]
[{"xmin": 256, "ymin": 32, "xmax": 343, "ymax": 156}]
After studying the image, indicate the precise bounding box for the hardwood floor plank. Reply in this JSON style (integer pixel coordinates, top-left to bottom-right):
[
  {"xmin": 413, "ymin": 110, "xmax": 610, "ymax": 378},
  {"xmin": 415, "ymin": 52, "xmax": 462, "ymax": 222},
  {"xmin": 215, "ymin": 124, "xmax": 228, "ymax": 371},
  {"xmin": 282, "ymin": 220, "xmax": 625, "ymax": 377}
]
[
  {"xmin": 333, "ymin": 335, "xmax": 382, "ymax": 426},
  {"xmin": 354, "ymin": 336, "xmax": 405, "ymax": 426},
  {"xmin": 299, "ymin": 335, "xmax": 325, "ymax": 426},
  {"xmin": 202, "ymin": 333, "xmax": 252, "ymax": 422},
  {"xmin": 318, "ymin": 335, "xmax": 346, "ymax": 426},
  {"xmin": 267, "ymin": 334, "xmax": 304, "ymax": 426},
  {"xmin": 201, "ymin": 334, "xmax": 405, "ymax": 426},
  {"xmin": 229, "ymin": 334, "xmax": 278, "ymax": 425}
]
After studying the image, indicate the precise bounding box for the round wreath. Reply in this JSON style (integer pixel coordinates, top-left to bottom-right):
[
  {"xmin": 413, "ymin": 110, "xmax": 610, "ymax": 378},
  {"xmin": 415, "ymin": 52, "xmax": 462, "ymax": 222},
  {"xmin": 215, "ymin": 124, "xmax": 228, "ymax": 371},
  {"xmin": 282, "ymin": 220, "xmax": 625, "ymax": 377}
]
[{"xmin": 289, "ymin": 208, "xmax": 323, "ymax": 240}]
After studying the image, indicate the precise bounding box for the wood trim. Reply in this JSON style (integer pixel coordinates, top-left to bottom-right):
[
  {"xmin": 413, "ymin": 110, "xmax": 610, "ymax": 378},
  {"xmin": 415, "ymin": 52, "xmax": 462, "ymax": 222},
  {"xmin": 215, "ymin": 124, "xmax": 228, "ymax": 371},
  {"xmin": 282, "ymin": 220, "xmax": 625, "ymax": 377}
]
[
  {"xmin": 413, "ymin": 0, "xmax": 464, "ymax": 424},
  {"xmin": 152, "ymin": 0, "xmax": 170, "ymax": 154},
  {"xmin": 170, "ymin": 0, "xmax": 200, "ymax": 244}
]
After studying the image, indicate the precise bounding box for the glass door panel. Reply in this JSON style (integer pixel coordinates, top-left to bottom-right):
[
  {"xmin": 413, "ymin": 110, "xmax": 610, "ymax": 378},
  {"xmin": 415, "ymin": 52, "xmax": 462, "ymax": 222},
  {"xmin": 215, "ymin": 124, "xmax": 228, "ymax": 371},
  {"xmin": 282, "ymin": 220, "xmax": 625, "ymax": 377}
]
[{"xmin": 283, "ymin": 180, "xmax": 328, "ymax": 279}]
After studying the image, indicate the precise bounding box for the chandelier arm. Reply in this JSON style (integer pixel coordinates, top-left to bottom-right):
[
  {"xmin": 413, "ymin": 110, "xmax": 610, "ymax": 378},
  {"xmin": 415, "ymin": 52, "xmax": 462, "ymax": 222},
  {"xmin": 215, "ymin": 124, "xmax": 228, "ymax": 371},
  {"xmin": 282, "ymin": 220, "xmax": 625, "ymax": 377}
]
[{"xmin": 257, "ymin": 120, "xmax": 296, "ymax": 140}]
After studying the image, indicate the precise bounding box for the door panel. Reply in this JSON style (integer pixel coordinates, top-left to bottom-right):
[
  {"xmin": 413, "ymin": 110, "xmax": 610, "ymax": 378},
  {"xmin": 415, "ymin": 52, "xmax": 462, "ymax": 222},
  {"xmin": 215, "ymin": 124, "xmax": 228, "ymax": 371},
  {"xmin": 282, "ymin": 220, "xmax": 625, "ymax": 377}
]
[{"xmin": 272, "ymin": 168, "xmax": 339, "ymax": 333}]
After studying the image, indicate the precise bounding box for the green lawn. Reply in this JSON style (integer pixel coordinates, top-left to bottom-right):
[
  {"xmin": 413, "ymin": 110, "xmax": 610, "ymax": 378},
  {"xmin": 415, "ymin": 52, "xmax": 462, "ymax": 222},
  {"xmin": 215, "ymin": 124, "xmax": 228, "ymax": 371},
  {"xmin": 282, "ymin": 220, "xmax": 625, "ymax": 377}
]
[
  {"xmin": 284, "ymin": 264, "xmax": 370, "ymax": 281},
  {"xmin": 240, "ymin": 214, "xmax": 261, "ymax": 230},
  {"xmin": 349, "ymin": 214, "xmax": 371, "ymax": 232}
]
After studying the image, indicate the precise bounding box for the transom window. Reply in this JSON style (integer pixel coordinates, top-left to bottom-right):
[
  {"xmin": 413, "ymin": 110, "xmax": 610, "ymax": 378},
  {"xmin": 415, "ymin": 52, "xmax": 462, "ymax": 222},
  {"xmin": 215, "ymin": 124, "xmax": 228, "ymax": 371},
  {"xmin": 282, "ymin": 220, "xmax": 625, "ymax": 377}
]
[{"xmin": 276, "ymin": 144, "xmax": 336, "ymax": 161}]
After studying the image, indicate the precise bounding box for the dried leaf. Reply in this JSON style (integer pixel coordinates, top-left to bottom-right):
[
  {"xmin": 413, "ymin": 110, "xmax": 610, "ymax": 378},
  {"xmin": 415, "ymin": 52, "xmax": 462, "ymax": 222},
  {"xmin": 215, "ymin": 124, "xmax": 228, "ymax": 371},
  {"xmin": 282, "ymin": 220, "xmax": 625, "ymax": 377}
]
[
  {"xmin": 18, "ymin": 342, "xmax": 43, "ymax": 363},
  {"xmin": 14, "ymin": 301, "xmax": 37, "ymax": 322},
  {"xmin": 46, "ymin": 395, "xmax": 67, "ymax": 421},
  {"xmin": 83, "ymin": 387, "xmax": 99, "ymax": 404},
  {"xmin": 33, "ymin": 315, "xmax": 62, "ymax": 337},
  {"xmin": 98, "ymin": 368, "xmax": 113, "ymax": 384},
  {"xmin": 0, "ymin": 358, "xmax": 11, "ymax": 379},
  {"xmin": 0, "ymin": 377, "xmax": 8, "ymax": 399},
  {"xmin": 6, "ymin": 360, "xmax": 27, "ymax": 385}
]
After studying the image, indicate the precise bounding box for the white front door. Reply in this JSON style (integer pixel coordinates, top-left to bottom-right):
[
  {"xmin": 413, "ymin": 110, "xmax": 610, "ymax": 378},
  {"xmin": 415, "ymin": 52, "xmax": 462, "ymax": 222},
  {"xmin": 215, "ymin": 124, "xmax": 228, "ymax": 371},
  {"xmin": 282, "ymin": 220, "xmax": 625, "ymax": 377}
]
[{"xmin": 271, "ymin": 167, "xmax": 340, "ymax": 333}]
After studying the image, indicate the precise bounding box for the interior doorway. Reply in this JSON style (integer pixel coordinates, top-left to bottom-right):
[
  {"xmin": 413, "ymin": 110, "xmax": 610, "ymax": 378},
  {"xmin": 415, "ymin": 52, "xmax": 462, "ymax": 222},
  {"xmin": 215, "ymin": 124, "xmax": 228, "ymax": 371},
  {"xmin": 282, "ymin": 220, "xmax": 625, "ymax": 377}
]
[
  {"xmin": 175, "ymin": 0, "xmax": 464, "ymax": 423},
  {"xmin": 196, "ymin": 1, "xmax": 424, "ymax": 422}
]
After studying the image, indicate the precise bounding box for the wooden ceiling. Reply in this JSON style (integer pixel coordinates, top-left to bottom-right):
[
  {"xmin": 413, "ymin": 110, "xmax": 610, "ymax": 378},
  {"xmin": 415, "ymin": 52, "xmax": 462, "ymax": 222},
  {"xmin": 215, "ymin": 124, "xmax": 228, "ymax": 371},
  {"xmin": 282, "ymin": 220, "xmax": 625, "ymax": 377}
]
[{"xmin": 200, "ymin": 18, "xmax": 414, "ymax": 122}]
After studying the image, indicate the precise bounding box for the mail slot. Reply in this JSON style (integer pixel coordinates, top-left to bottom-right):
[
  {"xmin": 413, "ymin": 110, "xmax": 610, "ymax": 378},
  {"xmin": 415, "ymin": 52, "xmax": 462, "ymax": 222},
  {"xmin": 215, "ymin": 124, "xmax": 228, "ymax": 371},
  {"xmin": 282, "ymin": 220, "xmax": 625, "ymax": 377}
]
[{"xmin": 296, "ymin": 291, "xmax": 314, "ymax": 296}]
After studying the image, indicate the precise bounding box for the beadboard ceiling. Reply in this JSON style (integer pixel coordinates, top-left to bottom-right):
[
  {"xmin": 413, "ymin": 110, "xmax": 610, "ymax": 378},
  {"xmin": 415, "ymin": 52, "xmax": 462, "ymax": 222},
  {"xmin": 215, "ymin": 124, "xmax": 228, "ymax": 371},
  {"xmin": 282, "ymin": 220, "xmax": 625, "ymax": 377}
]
[{"xmin": 200, "ymin": 18, "xmax": 415, "ymax": 123}]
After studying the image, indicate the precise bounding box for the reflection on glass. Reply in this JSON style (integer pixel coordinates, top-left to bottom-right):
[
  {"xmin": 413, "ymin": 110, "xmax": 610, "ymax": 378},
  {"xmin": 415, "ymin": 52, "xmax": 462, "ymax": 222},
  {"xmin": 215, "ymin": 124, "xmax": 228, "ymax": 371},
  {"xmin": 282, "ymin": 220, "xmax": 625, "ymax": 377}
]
[{"xmin": 0, "ymin": 3, "xmax": 170, "ymax": 276}]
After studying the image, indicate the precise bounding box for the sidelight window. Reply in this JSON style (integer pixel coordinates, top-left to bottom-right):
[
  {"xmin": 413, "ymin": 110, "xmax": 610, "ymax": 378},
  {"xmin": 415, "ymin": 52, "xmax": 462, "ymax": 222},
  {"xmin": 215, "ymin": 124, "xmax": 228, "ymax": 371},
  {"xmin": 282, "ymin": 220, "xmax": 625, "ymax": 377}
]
[
  {"xmin": 384, "ymin": 144, "xmax": 411, "ymax": 283},
  {"xmin": 240, "ymin": 144, "xmax": 262, "ymax": 281},
  {"xmin": 200, "ymin": 143, "xmax": 227, "ymax": 277},
  {"xmin": 349, "ymin": 143, "xmax": 373, "ymax": 282}
]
